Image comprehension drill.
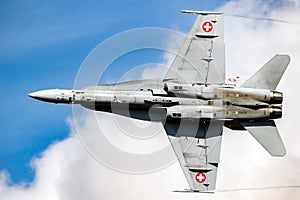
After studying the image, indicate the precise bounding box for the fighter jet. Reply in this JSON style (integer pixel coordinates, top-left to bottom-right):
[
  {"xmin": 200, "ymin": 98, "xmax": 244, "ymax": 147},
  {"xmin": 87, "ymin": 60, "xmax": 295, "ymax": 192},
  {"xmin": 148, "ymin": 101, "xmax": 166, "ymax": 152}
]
[{"xmin": 28, "ymin": 10, "xmax": 290, "ymax": 192}]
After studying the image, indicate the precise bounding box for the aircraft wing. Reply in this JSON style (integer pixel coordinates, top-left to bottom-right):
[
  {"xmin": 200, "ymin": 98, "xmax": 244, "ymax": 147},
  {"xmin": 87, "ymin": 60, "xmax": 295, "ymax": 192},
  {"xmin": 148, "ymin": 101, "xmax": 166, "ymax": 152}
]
[
  {"xmin": 165, "ymin": 120, "xmax": 223, "ymax": 192},
  {"xmin": 164, "ymin": 11, "xmax": 225, "ymax": 85}
]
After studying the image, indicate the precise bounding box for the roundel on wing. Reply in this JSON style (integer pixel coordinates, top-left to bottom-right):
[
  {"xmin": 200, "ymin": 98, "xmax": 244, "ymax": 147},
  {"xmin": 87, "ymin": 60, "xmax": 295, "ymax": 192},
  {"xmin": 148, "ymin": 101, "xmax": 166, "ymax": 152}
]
[
  {"xmin": 195, "ymin": 172, "xmax": 206, "ymax": 183},
  {"xmin": 202, "ymin": 21, "xmax": 213, "ymax": 32}
]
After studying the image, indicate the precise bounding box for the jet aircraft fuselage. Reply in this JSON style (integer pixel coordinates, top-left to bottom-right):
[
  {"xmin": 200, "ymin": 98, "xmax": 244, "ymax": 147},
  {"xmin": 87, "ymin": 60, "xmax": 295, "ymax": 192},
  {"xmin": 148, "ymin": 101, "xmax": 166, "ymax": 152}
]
[{"xmin": 28, "ymin": 80, "xmax": 283, "ymax": 126}]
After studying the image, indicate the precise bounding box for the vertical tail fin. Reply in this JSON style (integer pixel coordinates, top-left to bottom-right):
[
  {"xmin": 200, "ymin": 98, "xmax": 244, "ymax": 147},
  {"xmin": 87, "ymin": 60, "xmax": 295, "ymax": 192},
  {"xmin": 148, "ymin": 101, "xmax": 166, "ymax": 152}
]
[{"xmin": 241, "ymin": 54, "xmax": 290, "ymax": 90}]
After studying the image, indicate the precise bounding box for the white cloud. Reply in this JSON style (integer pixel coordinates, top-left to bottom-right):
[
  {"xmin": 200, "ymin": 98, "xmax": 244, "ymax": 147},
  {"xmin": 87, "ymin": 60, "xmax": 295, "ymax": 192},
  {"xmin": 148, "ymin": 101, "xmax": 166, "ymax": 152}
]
[
  {"xmin": 1, "ymin": 0, "xmax": 300, "ymax": 199},
  {"xmin": 140, "ymin": 31, "xmax": 184, "ymax": 80},
  {"xmin": 0, "ymin": 117, "xmax": 188, "ymax": 200}
]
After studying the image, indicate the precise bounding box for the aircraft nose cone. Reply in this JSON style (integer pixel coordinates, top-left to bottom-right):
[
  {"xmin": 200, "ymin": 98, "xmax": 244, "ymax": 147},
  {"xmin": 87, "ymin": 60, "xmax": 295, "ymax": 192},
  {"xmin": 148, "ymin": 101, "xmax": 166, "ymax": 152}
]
[
  {"xmin": 28, "ymin": 89, "xmax": 58, "ymax": 103},
  {"xmin": 28, "ymin": 91, "xmax": 39, "ymax": 98}
]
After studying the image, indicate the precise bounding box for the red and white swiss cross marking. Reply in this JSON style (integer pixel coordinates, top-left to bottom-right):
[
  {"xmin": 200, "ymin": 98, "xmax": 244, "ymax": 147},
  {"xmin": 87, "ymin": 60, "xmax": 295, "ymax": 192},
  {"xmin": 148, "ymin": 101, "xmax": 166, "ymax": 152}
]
[
  {"xmin": 228, "ymin": 78, "xmax": 237, "ymax": 83},
  {"xmin": 195, "ymin": 172, "xmax": 206, "ymax": 183},
  {"xmin": 202, "ymin": 21, "xmax": 213, "ymax": 32}
]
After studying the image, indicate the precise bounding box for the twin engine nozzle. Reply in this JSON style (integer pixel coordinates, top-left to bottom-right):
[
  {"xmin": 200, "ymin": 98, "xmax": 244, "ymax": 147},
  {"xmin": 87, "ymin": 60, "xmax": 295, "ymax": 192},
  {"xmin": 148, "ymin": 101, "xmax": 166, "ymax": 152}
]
[{"xmin": 271, "ymin": 91, "xmax": 283, "ymax": 104}]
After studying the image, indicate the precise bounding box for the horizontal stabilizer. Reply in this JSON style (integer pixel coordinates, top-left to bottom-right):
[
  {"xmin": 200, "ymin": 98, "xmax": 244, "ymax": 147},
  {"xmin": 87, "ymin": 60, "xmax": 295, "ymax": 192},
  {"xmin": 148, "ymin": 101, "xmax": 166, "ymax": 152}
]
[
  {"xmin": 241, "ymin": 121, "xmax": 286, "ymax": 157},
  {"xmin": 241, "ymin": 54, "xmax": 290, "ymax": 90}
]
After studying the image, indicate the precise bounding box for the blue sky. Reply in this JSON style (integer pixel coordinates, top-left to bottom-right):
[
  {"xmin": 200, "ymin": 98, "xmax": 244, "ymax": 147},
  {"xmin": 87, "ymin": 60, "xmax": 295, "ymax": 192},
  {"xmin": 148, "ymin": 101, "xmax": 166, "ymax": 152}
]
[{"xmin": 0, "ymin": 0, "xmax": 230, "ymax": 184}]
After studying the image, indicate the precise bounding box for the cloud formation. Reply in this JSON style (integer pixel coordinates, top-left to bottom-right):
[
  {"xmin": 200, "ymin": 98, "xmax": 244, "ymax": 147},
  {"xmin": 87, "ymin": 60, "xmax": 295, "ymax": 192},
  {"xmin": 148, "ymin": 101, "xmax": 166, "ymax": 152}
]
[{"xmin": 1, "ymin": 0, "xmax": 300, "ymax": 199}]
